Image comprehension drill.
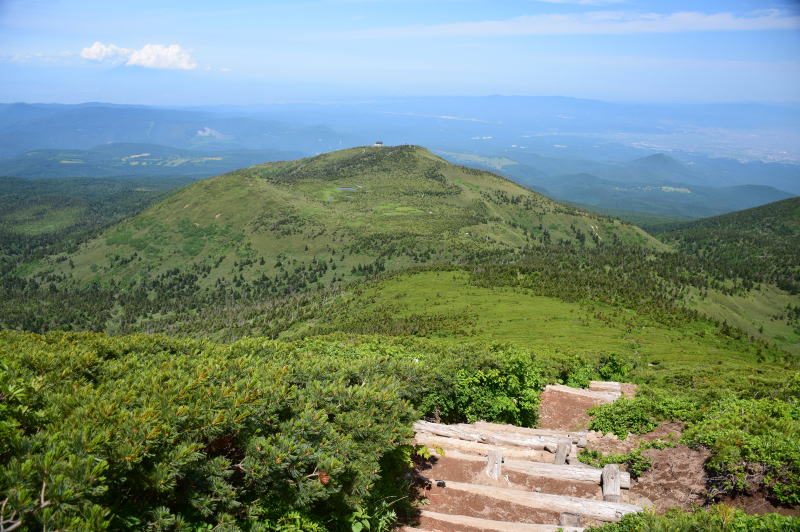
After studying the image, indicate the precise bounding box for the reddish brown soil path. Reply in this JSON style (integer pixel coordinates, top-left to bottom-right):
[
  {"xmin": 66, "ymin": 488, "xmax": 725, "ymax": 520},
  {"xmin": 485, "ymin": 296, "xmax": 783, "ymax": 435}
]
[{"xmin": 401, "ymin": 380, "xmax": 798, "ymax": 531}]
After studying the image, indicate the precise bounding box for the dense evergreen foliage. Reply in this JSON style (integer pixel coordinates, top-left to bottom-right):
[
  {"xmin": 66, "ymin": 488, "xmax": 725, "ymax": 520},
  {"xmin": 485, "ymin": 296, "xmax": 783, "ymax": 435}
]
[
  {"xmin": 656, "ymin": 197, "xmax": 800, "ymax": 294},
  {"xmin": 0, "ymin": 331, "xmax": 551, "ymax": 530},
  {"xmin": 589, "ymin": 505, "xmax": 800, "ymax": 531},
  {"xmin": 0, "ymin": 175, "xmax": 193, "ymax": 276}
]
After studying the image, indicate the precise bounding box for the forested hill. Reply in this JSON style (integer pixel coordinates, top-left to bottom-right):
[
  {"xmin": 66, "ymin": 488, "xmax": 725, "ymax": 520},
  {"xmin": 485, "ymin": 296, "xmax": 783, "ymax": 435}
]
[
  {"xmin": 656, "ymin": 197, "xmax": 800, "ymax": 294},
  {"xmin": 35, "ymin": 145, "xmax": 660, "ymax": 290}
]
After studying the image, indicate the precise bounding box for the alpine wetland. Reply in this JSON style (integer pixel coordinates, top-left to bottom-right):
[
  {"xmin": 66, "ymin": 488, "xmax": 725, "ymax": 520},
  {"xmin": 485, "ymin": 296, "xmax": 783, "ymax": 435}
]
[{"xmin": 1, "ymin": 1, "xmax": 799, "ymax": 531}]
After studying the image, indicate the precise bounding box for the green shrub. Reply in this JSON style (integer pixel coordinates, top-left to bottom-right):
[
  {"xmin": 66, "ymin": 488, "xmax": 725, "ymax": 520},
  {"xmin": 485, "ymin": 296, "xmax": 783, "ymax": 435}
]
[
  {"xmin": 452, "ymin": 351, "xmax": 543, "ymax": 426},
  {"xmin": 0, "ymin": 331, "xmax": 553, "ymax": 530},
  {"xmin": 589, "ymin": 505, "xmax": 800, "ymax": 531},
  {"xmin": 578, "ymin": 440, "xmax": 673, "ymax": 478},
  {"xmin": 0, "ymin": 331, "xmax": 417, "ymax": 530},
  {"xmin": 588, "ymin": 393, "xmax": 698, "ymax": 439},
  {"xmin": 558, "ymin": 355, "xmax": 595, "ymax": 388},
  {"xmin": 597, "ymin": 353, "xmax": 635, "ymax": 381},
  {"xmin": 683, "ymin": 398, "xmax": 800, "ymax": 506}
]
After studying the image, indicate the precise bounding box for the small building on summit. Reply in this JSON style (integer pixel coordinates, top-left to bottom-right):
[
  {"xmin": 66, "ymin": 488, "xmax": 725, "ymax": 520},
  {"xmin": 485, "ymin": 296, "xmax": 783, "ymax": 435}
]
[{"xmin": 374, "ymin": 141, "xmax": 384, "ymax": 147}]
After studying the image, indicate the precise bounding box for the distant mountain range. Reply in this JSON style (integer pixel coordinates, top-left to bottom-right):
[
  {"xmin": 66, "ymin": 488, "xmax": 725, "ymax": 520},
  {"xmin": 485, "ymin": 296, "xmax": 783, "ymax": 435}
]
[
  {"xmin": 1, "ymin": 100, "xmax": 797, "ymax": 220},
  {"xmin": 441, "ymin": 151, "xmax": 796, "ymax": 219},
  {"xmin": 0, "ymin": 102, "xmax": 353, "ymax": 157},
  {"xmin": 0, "ymin": 143, "xmax": 303, "ymax": 179}
]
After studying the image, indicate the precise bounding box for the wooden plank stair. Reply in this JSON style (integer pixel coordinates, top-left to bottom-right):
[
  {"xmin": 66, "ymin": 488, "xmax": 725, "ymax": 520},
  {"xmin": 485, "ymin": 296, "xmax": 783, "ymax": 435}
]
[
  {"xmin": 423, "ymin": 479, "xmax": 641, "ymax": 523},
  {"xmin": 439, "ymin": 449, "xmax": 631, "ymax": 487},
  {"xmin": 403, "ymin": 382, "xmax": 641, "ymax": 531},
  {"xmin": 417, "ymin": 510, "xmax": 585, "ymax": 531}
]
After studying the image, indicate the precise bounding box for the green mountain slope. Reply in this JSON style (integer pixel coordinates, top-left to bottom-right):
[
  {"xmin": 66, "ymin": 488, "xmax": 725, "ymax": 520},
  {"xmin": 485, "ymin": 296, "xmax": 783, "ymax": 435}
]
[
  {"xmin": 654, "ymin": 198, "xmax": 800, "ymax": 352},
  {"xmin": 657, "ymin": 197, "xmax": 800, "ymax": 293},
  {"xmin": 0, "ymin": 175, "xmax": 193, "ymax": 275},
  {"xmin": 40, "ymin": 145, "xmax": 661, "ymax": 289}
]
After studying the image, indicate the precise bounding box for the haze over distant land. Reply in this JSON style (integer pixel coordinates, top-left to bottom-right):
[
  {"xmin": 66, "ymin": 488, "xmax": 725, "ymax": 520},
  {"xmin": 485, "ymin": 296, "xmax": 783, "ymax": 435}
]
[{"xmin": 1, "ymin": 0, "xmax": 799, "ymax": 104}]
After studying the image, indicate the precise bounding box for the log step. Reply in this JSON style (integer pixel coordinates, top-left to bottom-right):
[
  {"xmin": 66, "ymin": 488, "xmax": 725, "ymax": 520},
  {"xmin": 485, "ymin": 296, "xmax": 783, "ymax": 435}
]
[
  {"xmin": 429, "ymin": 479, "xmax": 642, "ymax": 522},
  {"xmin": 471, "ymin": 421, "xmax": 589, "ymax": 446},
  {"xmin": 415, "ymin": 434, "xmax": 554, "ymax": 463},
  {"xmin": 543, "ymin": 385, "xmax": 621, "ymax": 402},
  {"xmin": 418, "ymin": 510, "xmax": 584, "ymax": 532},
  {"xmin": 414, "ymin": 421, "xmax": 573, "ymax": 451},
  {"xmin": 588, "ymin": 381, "xmax": 622, "ymax": 393},
  {"xmin": 441, "ymin": 450, "xmax": 630, "ymax": 488}
]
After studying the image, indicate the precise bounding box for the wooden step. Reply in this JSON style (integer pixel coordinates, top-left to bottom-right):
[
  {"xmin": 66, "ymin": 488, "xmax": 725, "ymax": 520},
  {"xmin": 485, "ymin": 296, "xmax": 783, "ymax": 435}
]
[
  {"xmin": 543, "ymin": 385, "xmax": 621, "ymax": 402},
  {"xmin": 415, "ymin": 434, "xmax": 554, "ymax": 462},
  {"xmin": 588, "ymin": 381, "xmax": 622, "ymax": 393},
  {"xmin": 414, "ymin": 421, "xmax": 572, "ymax": 451},
  {"xmin": 442, "ymin": 450, "xmax": 630, "ymax": 488},
  {"xmin": 427, "ymin": 479, "xmax": 642, "ymax": 522},
  {"xmin": 418, "ymin": 510, "xmax": 584, "ymax": 532},
  {"xmin": 471, "ymin": 422, "xmax": 589, "ymax": 446},
  {"xmin": 423, "ymin": 453, "xmax": 601, "ymax": 499}
]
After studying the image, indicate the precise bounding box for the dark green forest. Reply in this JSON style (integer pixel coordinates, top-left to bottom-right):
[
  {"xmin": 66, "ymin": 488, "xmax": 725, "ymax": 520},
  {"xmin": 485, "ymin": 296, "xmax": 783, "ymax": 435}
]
[
  {"xmin": 0, "ymin": 175, "xmax": 195, "ymax": 276},
  {"xmin": 656, "ymin": 197, "xmax": 800, "ymax": 294}
]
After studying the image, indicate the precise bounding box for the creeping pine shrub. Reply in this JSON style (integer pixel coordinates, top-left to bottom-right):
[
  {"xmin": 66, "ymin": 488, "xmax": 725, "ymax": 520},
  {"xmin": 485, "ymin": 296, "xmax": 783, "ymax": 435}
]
[
  {"xmin": 596, "ymin": 353, "xmax": 635, "ymax": 381},
  {"xmin": 588, "ymin": 505, "xmax": 800, "ymax": 531},
  {"xmin": 682, "ymin": 397, "xmax": 800, "ymax": 506},
  {"xmin": 557, "ymin": 353, "xmax": 635, "ymax": 389},
  {"xmin": 588, "ymin": 392, "xmax": 698, "ymax": 439},
  {"xmin": 0, "ymin": 363, "xmax": 46, "ymax": 461},
  {"xmin": 0, "ymin": 331, "xmax": 418, "ymax": 531}
]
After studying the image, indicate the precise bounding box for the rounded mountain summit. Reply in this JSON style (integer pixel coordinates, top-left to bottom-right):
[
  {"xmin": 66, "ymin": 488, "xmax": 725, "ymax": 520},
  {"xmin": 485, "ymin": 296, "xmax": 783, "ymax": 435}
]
[{"xmin": 41, "ymin": 145, "xmax": 663, "ymax": 288}]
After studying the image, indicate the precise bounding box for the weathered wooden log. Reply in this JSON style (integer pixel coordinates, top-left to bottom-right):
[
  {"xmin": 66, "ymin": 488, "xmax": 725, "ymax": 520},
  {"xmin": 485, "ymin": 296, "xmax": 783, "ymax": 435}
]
[
  {"xmin": 485, "ymin": 450, "xmax": 503, "ymax": 480},
  {"xmin": 566, "ymin": 443, "xmax": 580, "ymax": 465},
  {"xmin": 440, "ymin": 449, "xmax": 630, "ymax": 487},
  {"xmin": 414, "ymin": 420, "xmax": 571, "ymax": 450},
  {"xmin": 589, "ymin": 381, "xmax": 622, "ymax": 393},
  {"xmin": 560, "ymin": 513, "xmax": 582, "ymax": 528},
  {"xmin": 429, "ymin": 479, "xmax": 642, "ymax": 522},
  {"xmin": 415, "ymin": 434, "xmax": 554, "ymax": 462},
  {"xmin": 602, "ymin": 464, "xmax": 622, "ymax": 503},
  {"xmin": 420, "ymin": 510, "xmax": 584, "ymax": 532},
  {"xmin": 554, "ymin": 442, "xmax": 570, "ymax": 465},
  {"xmin": 543, "ymin": 384, "xmax": 621, "ymax": 402},
  {"xmin": 469, "ymin": 421, "xmax": 589, "ymax": 446}
]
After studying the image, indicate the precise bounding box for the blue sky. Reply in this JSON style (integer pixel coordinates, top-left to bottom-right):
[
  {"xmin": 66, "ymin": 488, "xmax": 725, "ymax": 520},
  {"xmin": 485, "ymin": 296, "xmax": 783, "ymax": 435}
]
[{"xmin": 1, "ymin": 0, "xmax": 799, "ymax": 104}]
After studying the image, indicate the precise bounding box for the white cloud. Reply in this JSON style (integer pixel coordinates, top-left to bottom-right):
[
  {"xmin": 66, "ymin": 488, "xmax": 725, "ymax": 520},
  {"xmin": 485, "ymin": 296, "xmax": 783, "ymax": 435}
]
[
  {"xmin": 80, "ymin": 42, "xmax": 197, "ymax": 70},
  {"xmin": 126, "ymin": 44, "xmax": 196, "ymax": 70},
  {"xmin": 80, "ymin": 42, "xmax": 130, "ymax": 62},
  {"xmin": 341, "ymin": 10, "xmax": 800, "ymax": 38}
]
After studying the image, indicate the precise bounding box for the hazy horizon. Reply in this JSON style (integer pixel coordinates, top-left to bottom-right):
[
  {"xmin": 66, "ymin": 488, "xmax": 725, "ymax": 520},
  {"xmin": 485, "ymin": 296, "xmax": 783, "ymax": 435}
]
[{"xmin": 2, "ymin": 0, "xmax": 800, "ymax": 105}]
